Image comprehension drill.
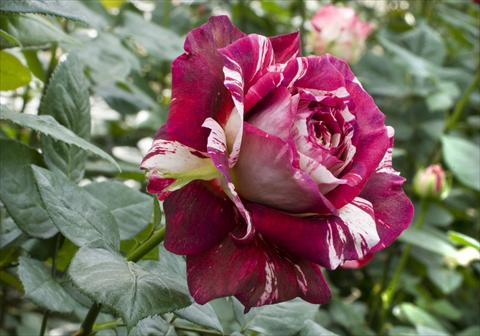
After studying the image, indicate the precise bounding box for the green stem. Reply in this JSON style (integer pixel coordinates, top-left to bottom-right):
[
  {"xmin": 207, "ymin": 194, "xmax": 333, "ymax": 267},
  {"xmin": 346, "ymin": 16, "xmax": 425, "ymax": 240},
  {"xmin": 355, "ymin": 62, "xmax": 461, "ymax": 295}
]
[
  {"xmin": 174, "ymin": 325, "xmax": 223, "ymax": 336},
  {"xmin": 298, "ymin": 0, "xmax": 307, "ymax": 52},
  {"xmin": 39, "ymin": 311, "xmax": 49, "ymax": 336},
  {"xmin": 378, "ymin": 198, "xmax": 430, "ymax": 333},
  {"xmin": 42, "ymin": 44, "xmax": 58, "ymax": 96},
  {"xmin": 127, "ymin": 227, "xmax": 166, "ymax": 262},
  {"xmin": 444, "ymin": 68, "xmax": 480, "ymax": 132},
  {"xmin": 92, "ymin": 319, "xmax": 124, "ymax": 332},
  {"xmin": 75, "ymin": 227, "xmax": 166, "ymax": 335},
  {"xmin": 39, "ymin": 234, "xmax": 62, "ymax": 336},
  {"xmin": 74, "ymin": 303, "xmax": 102, "ymax": 336}
]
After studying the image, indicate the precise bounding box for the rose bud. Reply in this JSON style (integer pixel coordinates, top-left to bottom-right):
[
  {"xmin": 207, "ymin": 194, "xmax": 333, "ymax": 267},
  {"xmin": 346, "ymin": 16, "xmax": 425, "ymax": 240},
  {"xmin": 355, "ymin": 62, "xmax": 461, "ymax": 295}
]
[
  {"xmin": 309, "ymin": 5, "xmax": 374, "ymax": 63},
  {"xmin": 413, "ymin": 164, "xmax": 449, "ymax": 199},
  {"xmin": 141, "ymin": 16, "xmax": 413, "ymax": 310}
]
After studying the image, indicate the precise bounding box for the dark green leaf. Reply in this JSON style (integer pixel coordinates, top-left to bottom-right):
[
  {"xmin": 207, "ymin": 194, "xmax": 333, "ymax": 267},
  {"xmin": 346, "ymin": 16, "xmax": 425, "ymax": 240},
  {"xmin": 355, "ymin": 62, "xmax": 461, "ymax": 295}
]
[
  {"xmin": 176, "ymin": 303, "xmax": 223, "ymax": 332},
  {"xmin": 427, "ymin": 267, "xmax": 462, "ymax": 294},
  {"xmin": 0, "ymin": 0, "xmax": 90, "ymax": 23},
  {"xmin": 395, "ymin": 303, "xmax": 446, "ymax": 332},
  {"xmin": 0, "ymin": 14, "xmax": 74, "ymax": 49},
  {"xmin": 40, "ymin": 53, "xmax": 90, "ymax": 182},
  {"xmin": 18, "ymin": 256, "xmax": 77, "ymax": 313},
  {"xmin": 115, "ymin": 11, "xmax": 183, "ymax": 62},
  {"xmin": 0, "ymin": 28, "xmax": 20, "ymax": 49},
  {"xmin": 0, "ymin": 51, "xmax": 31, "ymax": 90},
  {"xmin": 0, "ymin": 139, "xmax": 57, "ymax": 238},
  {"xmin": 0, "ymin": 106, "xmax": 119, "ymax": 170},
  {"xmin": 69, "ymin": 247, "xmax": 191, "ymax": 327},
  {"xmin": 442, "ymin": 135, "xmax": 480, "ymax": 191},
  {"xmin": 84, "ymin": 181, "xmax": 153, "ymax": 240},
  {"xmin": 299, "ymin": 320, "xmax": 338, "ymax": 336},
  {"xmin": 129, "ymin": 315, "xmax": 176, "ymax": 336},
  {"xmin": 399, "ymin": 227, "xmax": 457, "ymax": 258},
  {"xmin": 76, "ymin": 32, "xmax": 139, "ymax": 85},
  {"xmin": 31, "ymin": 165, "xmax": 120, "ymax": 251},
  {"xmin": 243, "ymin": 299, "xmax": 317, "ymax": 335},
  {"xmin": 22, "ymin": 50, "xmax": 46, "ymax": 81}
]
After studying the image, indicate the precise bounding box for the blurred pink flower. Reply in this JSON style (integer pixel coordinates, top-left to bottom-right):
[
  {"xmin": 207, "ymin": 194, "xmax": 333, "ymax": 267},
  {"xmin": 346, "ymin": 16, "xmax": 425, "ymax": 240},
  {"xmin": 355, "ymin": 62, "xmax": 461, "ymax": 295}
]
[{"xmin": 310, "ymin": 5, "xmax": 374, "ymax": 63}]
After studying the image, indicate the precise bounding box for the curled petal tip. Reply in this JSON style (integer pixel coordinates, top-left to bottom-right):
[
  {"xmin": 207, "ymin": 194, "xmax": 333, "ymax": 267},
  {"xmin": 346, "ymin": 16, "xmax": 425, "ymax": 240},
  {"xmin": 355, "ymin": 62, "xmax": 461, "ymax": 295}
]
[{"xmin": 230, "ymin": 222, "xmax": 255, "ymax": 244}]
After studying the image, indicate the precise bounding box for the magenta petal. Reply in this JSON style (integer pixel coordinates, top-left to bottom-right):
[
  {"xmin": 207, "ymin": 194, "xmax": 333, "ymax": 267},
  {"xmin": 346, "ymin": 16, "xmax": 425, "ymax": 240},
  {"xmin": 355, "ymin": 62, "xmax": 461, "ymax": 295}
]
[
  {"xmin": 249, "ymin": 198, "xmax": 380, "ymax": 270},
  {"xmin": 326, "ymin": 80, "xmax": 389, "ymax": 208},
  {"xmin": 163, "ymin": 181, "xmax": 238, "ymax": 255},
  {"xmin": 235, "ymin": 123, "xmax": 336, "ymax": 214},
  {"xmin": 269, "ymin": 31, "xmax": 301, "ymax": 63},
  {"xmin": 244, "ymin": 72, "xmax": 283, "ymax": 113},
  {"xmin": 282, "ymin": 56, "xmax": 346, "ymax": 91},
  {"xmin": 202, "ymin": 118, "xmax": 253, "ymax": 241},
  {"xmin": 248, "ymin": 87, "xmax": 299, "ymax": 141},
  {"xmin": 361, "ymin": 172, "xmax": 414, "ymax": 253},
  {"xmin": 161, "ymin": 16, "xmax": 244, "ymax": 151},
  {"xmin": 186, "ymin": 234, "xmax": 331, "ymax": 310}
]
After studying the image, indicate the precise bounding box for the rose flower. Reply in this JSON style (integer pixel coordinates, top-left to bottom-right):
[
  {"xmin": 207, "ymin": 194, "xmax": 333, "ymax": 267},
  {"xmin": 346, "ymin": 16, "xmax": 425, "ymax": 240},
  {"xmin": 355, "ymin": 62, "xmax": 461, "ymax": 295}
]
[
  {"xmin": 141, "ymin": 16, "xmax": 413, "ymax": 310},
  {"xmin": 310, "ymin": 5, "xmax": 374, "ymax": 63}
]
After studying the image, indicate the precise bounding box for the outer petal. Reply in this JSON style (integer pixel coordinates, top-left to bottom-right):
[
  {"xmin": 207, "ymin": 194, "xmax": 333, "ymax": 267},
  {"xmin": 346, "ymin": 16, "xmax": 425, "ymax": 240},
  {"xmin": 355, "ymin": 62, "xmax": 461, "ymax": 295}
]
[
  {"xmin": 160, "ymin": 16, "xmax": 245, "ymax": 151},
  {"xmin": 203, "ymin": 118, "xmax": 253, "ymax": 241},
  {"xmin": 360, "ymin": 130, "xmax": 414, "ymax": 254},
  {"xmin": 235, "ymin": 123, "xmax": 336, "ymax": 214},
  {"xmin": 250, "ymin": 197, "xmax": 380, "ymax": 270},
  {"xmin": 186, "ymin": 234, "xmax": 331, "ymax": 310},
  {"xmin": 269, "ymin": 31, "xmax": 301, "ymax": 64},
  {"xmin": 163, "ymin": 181, "xmax": 238, "ymax": 255},
  {"xmin": 219, "ymin": 34, "xmax": 275, "ymax": 165},
  {"xmin": 141, "ymin": 139, "xmax": 218, "ymax": 196}
]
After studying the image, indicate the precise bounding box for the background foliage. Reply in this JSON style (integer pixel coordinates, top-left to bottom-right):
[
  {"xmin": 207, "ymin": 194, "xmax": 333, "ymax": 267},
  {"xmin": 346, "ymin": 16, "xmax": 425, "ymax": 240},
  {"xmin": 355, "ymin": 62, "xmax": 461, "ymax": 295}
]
[{"xmin": 0, "ymin": 1, "xmax": 479, "ymax": 335}]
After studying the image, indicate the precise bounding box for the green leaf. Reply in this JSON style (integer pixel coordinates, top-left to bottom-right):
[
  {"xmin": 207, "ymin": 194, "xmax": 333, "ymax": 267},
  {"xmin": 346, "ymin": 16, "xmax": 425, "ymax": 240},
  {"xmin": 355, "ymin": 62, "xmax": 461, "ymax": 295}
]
[
  {"xmin": 22, "ymin": 50, "xmax": 46, "ymax": 81},
  {"xmin": 18, "ymin": 256, "xmax": 77, "ymax": 313},
  {"xmin": 39, "ymin": 53, "xmax": 91, "ymax": 182},
  {"xmin": 69, "ymin": 247, "xmax": 191, "ymax": 327},
  {"xmin": 0, "ymin": 51, "xmax": 31, "ymax": 90},
  {"xmin": 427, "ymin": 267, "xmax": 463, "ymax": 294},
  {"xmin": 0, "ymin": 106, "xmax": 119, "ymax": 170},
  {"xmin": 448, "ymin": 231, "xmax": 480, "ymax": 250},
  {"xmin": 76, "ymin": 32, "xmax": 140, "ymax": 85},
  {"xmin": 84, "ymin": 181, "xmax": 153, "ymax": 240},
  {"xmin": 115, "ymin": 11, "xmax": 183, "ymax": 62},
  {"xmin": 430, "ymin": 299, "xmax": 461, "ymax": 321},
  {"xmin": 0, "ymin": 0, "xmax": 90, "ymax": 23},
  {"xmin": 0, "ymin": 28, "xmax": 20, "ymax": 49},
  {"xmin": 0, "ymin": 217, "xmax": 23, "ymax": 249},
  {"xmin": 398, "ymin": 22, "xmax": 447, "ymax": 65},
  {"xmin": 442, "ymin": 135, "xmax": 480, "ymax": 191},
  {"xmin": 0, "ymin": 139, "xmax": 57, "ymax": 238},
  {"xmin": 129, "ymin": 315, "xmax": 176, "ymax": 336},
  {"xmin": 399, "ymin": 227, "xmax": 458, "ymax": 258},
  {"xmin": 176, "ymin": 303, "xmax": 223, "ymax": 333},
  {"xmin": 299, "ymin": 320, "xmax": 338, "ymax": 336},
  {"xmin": 243, "ymin": 299, "xmax": 318, "ymax": 335},
  {"xmin": 31, "ymin": 166, "xmax": 120, "ymax": 251},
  {"xmin": 395, "ymin": 303, "xmax": 446, "ymax": 332},
  {"xmin": 0, "ymin": 14, "xmax": 74, "ymax": 49}
]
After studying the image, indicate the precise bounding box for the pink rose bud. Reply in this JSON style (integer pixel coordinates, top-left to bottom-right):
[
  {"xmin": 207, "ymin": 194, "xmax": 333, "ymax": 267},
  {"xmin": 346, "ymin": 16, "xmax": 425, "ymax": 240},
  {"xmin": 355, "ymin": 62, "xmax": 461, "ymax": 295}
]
[
  {"xmin": 310, "ymin": 5, "xmax": 374, "ymax": 63},
  {"xmin": 413, "ymin": 164, "xmax": 449, "ymax": 199}
]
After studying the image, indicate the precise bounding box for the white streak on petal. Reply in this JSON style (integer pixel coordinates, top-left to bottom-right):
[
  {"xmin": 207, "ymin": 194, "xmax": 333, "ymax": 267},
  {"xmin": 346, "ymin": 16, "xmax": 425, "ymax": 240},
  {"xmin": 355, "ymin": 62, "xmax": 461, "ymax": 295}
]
[{"xmin": 339, "ymin": 197, "xmax": 379, "ymax": 257}]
